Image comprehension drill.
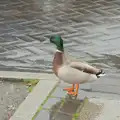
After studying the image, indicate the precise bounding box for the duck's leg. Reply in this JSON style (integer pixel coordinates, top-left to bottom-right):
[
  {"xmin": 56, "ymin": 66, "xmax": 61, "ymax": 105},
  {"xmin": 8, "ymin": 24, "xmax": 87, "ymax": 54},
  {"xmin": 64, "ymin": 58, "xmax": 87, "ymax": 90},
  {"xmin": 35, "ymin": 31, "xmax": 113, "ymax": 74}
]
[
  {"xmin": 68, "ymin": 84, "xmax": 79, "ymax": 96},
  {"xmin": 63, "ymin": 84, "xmax": 74, "ymax": 92}
]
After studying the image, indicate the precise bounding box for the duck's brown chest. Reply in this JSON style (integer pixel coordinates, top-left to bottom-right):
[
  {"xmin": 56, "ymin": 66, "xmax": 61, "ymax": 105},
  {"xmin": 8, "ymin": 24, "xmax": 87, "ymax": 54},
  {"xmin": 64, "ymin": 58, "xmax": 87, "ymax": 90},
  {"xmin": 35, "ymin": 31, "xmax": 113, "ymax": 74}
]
[{"xmin": 53, "ymin": 52, "xmax": 63, "ymax": 76}]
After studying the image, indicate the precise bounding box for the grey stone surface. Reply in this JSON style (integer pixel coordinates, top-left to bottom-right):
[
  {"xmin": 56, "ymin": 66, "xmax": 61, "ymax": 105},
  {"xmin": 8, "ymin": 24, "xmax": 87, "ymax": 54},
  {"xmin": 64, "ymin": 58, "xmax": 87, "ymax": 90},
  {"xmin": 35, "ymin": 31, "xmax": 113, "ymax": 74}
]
[
  {"xmin": 10, "ymin": 79, "xmax": 58, "ymax": 120},
  {"xmin": 35, "ymin": 110, "xmax": 73, "ymax": 120},
  {"xmin": 0, "ymin": 1, "xmax": 120, "ymax": 119},
  {"xmin": 43, "ymin": 97, "xmax": 61, "ymax": 109},
  {"xmin": 53, "ymin": 112, "xmax": 72, "ymax": 120},
  {"xmin": 0, "ymin": 0, "xmax": 120, "ymax": 96},
  {"xmin": 59, "ymin": 99, "xmax": 81, "ymax": 115},
  {"xmin": 0, "ymin": 80, "xmax": 28, "ymax": 120},
  {"xmin": 52, "ymin": 87, "xmax": 67, "ymax": 98},
  {"xmin": 78, "ymin": 98, "xmax": 120, "ymax": 120},
  {"xmin": 0, "ymin": 71, "xmax": 58, "ymax": 80},
  {"xmin": 35, "ymin": 110, "xmax": 53, "ymax": 120},
  {"xmin": 35, "ymin": 82, "xmax": 120, "ymax": 120},
  {"xmin": 0, "ymin": 0, "xmax": 120, "ymax": 74}
]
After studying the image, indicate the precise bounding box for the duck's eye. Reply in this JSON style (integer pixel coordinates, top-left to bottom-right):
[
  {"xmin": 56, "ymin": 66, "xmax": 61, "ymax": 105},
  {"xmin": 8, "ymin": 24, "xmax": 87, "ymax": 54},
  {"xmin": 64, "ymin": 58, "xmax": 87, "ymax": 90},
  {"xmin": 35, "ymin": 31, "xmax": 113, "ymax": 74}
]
[{"xmin": 50, "ymin": 36, "xmax": 54, "ymax": 43}]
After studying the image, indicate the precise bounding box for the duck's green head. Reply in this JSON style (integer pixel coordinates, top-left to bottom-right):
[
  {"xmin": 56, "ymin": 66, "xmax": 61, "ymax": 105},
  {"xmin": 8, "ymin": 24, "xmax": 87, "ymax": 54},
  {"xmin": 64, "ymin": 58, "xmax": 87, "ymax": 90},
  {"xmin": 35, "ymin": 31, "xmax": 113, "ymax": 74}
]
[{"xmin": 50, "ymin": 35, "xmax": 64, "ymax": 52}]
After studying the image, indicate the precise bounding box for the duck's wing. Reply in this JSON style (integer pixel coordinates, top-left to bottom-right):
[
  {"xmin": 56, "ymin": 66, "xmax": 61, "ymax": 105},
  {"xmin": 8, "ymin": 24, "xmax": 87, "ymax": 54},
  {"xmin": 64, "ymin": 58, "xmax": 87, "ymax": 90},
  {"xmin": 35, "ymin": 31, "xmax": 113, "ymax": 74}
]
[{"xmin": 69, "ymin": 62, "xmax": 102, "ymax": 75}]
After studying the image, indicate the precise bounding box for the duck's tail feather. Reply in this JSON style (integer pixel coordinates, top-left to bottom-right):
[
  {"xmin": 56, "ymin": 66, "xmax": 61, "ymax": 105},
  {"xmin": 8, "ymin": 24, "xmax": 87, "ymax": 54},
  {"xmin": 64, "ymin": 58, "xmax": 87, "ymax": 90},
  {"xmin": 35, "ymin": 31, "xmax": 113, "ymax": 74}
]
[{"xmin": 96, "ymin": 70, "xmax": 106, "ymax": 78}]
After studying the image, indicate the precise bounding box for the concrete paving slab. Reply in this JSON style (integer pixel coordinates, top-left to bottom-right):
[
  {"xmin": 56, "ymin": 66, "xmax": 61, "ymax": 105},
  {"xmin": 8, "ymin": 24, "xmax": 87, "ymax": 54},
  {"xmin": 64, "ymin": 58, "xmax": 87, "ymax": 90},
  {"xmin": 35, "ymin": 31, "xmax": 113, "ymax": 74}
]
[
  {"xmin": 0, "ymin": 0, "xmax": 120, "ymax": 113},
  {"xmin": 79, "ymin": 98, "xmax": 120, "ymax": 120},
  {"xmin": 0, "ymin": 71, "xmax": 58, "ymax": 81},
  {"xmin": 10, "ymin": 79, "xmax": 58, "ymax": 120},
  {"xmin": 35, "ymin": 82, "xmax": 120, "ymax": 120}
]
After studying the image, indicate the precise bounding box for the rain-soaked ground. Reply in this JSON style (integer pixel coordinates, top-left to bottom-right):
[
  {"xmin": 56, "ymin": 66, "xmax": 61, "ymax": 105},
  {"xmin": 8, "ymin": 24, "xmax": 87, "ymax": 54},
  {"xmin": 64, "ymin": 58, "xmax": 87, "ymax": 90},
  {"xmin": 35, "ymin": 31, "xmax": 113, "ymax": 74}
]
[
  {"xmin": 0, "ymin": 79, "xmax": 28, "ymax": 120},
  {"xmin": 35, "ymin": 81, "xmax": 120, "ymax": 120},
  {"xmin": 0, "ymin": 0, "xmax": 120, "ymax": 119},
  {"xmin": 0, "ymin": 0, "xmax": 119, "ymax": 94}
]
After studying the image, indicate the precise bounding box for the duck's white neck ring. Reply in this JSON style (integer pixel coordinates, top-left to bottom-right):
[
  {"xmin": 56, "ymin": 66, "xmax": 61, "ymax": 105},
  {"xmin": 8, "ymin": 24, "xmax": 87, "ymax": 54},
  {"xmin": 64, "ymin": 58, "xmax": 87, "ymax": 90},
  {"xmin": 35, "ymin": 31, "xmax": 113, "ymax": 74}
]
[{"xmin": 56, "ymin": 49, "xmax": 63, "ymax": 53}]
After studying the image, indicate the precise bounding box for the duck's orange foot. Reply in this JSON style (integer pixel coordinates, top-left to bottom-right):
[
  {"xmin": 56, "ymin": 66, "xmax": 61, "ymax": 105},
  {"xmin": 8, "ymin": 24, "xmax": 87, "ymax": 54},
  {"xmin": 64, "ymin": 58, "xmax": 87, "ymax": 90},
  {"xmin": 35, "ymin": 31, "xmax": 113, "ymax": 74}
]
[
  {"xmin": 63, "ymin": 87, "xmax": 74, "ymax": 92},
  {"xmin": 67, "ymin": 91, "xmax": 78, "ymax": 96},
  {"xmin": 63, "ymin": 84, "xmax": 75, "ymax": 92}
]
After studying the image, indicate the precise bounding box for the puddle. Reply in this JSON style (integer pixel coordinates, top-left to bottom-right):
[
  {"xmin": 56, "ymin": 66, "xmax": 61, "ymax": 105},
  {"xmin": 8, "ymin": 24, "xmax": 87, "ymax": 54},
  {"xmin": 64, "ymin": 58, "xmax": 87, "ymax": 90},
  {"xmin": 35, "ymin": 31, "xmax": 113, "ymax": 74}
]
[
  {"xmin": 36, "ymin": 93, "xmax": 103, "ymax": 120},
  {"xmin": 79, "ymin": 99, "xmax": 103, "ymax": 120}
]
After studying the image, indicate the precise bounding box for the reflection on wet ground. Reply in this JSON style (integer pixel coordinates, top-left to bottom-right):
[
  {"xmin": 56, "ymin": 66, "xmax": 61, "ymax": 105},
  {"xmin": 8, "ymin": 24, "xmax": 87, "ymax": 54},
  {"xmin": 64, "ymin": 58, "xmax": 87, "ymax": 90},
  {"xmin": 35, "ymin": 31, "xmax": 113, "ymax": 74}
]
[{"xmin": 35, "ymin": 83, "xmax": 103, "ymax": 120}]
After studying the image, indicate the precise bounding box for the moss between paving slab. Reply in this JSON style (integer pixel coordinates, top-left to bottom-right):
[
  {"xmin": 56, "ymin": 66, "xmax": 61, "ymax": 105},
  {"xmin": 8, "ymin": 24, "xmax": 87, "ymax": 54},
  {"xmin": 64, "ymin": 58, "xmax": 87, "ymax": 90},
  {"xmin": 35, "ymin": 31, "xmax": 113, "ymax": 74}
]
[
  {"xmin": 72, "ymin": 113, "xmax": 79, "ymax": 120},
  {"xmin": 1, "ymin": 78, "xmax": 40, "ymax": 93},
  {"xmin": 23, "ymin": 79, "xmax": 39, "ymax": 92},
  {"xmin": 32, "ymin": 89, "xmax": 89, "ymax": 120},
  {"xmin": 31, "ymin": 84, "xmax": 91, "ymax": 120},
  {"xmin": 72, "ymin": 97, "xmax": 89, "ymax": 120},
  {"xmin": 32, "ymin": 83, "xmax": 59, "ymax": 120}
]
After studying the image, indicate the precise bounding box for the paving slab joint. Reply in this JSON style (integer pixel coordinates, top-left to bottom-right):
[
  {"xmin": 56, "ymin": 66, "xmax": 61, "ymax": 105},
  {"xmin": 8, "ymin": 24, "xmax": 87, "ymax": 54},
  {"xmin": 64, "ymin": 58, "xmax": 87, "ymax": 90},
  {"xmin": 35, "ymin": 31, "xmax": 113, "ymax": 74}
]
[
  {"xmin": 32, "ymin": 81, "xmax": 59, "ymax": 120},
  {"xmin": 10, "ymin": 74, "xmax": 59, "ymax": 120},
  {"xmin": 0, "ymin": 77, "xmax": 24, "ymax": 82},
  {"xmin": 72, "ymin": 97, "xmax": 89, "ymax": 120}
]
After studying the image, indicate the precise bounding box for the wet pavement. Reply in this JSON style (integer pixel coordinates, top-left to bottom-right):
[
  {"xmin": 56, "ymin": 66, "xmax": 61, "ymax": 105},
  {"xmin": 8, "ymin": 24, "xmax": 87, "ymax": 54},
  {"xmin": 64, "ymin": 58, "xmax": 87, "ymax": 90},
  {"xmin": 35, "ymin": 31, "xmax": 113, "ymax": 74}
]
[
  {"xmin": 0, "ymin": 0, "xmax": 120, "ymax": 118},
  {"xmin": 35, "ymin": 82, "xmax": 117, "ymax": 120},
  {"xmin": 0, "ymin": 79, "xmax": 28, "ymax": 120},
  {"xmin": 35, "ymin": 82, "xmax": 84, "ymax": 120},
  {"xmin": 0, "ymin": 0, "xmax": 120, "ymax": 94},
  {"xmin": 0, "ymin": 0, "xmax": 120, "ymax": 73}
]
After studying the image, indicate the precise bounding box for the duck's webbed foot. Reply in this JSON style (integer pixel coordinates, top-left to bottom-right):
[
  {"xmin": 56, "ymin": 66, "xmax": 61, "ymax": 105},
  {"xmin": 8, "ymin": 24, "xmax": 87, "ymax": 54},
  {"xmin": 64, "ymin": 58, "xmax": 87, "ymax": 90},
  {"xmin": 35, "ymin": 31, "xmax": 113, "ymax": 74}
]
[
  {"xmin": 63, "ymin": 84, "xmax": 74, "ymax": 92},
  {"xmin": 68, "ymin": 91, "xmax": 77, "ymax": 96},
  {"xmin": 67, "ymin": 84, "xmax": 79, "ymax": 96}
]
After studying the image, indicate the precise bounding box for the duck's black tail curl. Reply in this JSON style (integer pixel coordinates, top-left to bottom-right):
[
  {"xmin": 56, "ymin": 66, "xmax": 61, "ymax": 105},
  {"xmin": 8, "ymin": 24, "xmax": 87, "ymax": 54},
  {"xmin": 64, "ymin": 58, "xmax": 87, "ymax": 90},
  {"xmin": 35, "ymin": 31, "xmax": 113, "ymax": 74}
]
[{"xmin": 96, "ymin": 70, "xmax": 106, "ymax": 78}]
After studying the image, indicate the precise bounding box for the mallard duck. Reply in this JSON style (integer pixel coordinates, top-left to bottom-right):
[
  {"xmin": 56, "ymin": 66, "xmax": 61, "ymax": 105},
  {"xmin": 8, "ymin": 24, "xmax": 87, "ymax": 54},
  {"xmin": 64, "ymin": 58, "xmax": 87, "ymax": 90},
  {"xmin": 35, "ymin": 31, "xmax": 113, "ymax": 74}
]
[{"xmin": 50, "ymin": 35, "xmax": 105, "ymax": 96}]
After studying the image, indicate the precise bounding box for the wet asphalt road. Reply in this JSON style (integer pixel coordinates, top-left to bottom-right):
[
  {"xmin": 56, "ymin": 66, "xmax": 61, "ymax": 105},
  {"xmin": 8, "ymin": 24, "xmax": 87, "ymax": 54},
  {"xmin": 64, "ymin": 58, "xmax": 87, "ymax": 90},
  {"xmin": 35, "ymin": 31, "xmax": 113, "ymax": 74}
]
[{"xmin": 0, "ymin": 0, "xmax": 120, "ymax": 95}]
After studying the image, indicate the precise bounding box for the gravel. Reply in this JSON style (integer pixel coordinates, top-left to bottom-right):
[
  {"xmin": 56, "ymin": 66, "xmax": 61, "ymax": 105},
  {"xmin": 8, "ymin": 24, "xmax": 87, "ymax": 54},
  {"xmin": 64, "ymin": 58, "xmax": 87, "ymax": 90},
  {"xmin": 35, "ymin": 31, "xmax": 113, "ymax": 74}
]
[{"xmin": 0, "ymin": 79, "xmax": 28, "ymax": 120}]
